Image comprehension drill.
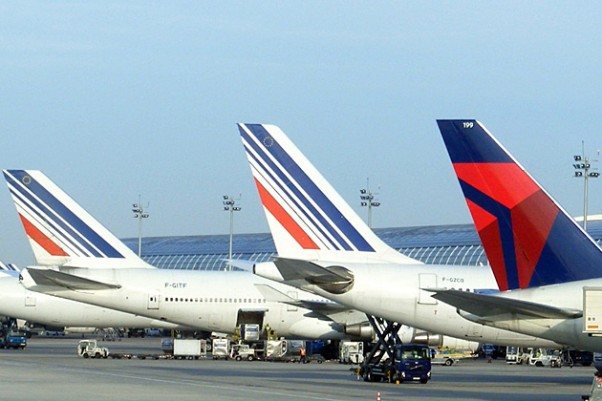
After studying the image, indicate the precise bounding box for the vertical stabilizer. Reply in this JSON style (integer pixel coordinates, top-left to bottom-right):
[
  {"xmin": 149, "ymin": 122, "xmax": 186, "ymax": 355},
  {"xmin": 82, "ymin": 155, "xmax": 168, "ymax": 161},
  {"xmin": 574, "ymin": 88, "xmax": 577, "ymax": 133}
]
[
  {"xmin": 3, "ymin": 170, "xmax": 153, "ymax": 269},
  {"xmin": 239, "ymin": 123, "xmax": 419, "ymax": 264},
  {"xmin": 437, "ymin": 120, "xmax": 602, "ymax": 290}
]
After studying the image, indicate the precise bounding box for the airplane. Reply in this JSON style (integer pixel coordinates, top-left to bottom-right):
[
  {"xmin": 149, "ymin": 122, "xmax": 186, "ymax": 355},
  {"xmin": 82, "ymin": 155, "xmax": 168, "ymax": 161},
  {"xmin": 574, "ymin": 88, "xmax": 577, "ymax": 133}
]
[
  {"xmin": 432, "ymin": 119, "xmax": 602, "ymax": 352},
  {"xmin": 0, "ymin": 269, "xmax": 185, "ymax": 332},
  {"xmin": 4, "ymin": 169, "xmax": 375, "ymax": 340},
  {"xmin": 237, "ymin": 122, "xmax": 561, "ymax": 347}
]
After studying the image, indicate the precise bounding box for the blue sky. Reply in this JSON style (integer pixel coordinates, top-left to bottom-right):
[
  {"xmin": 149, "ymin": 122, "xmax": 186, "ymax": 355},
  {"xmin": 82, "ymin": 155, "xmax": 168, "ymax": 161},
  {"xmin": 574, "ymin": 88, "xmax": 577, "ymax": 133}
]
[{"xmin": 1, "ymin": 1, "xmax": 601, "ymax": 266}]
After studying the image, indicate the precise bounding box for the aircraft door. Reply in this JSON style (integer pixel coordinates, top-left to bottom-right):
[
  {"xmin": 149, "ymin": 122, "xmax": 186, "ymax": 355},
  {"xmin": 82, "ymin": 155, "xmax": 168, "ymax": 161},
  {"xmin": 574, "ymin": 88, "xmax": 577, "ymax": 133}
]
[
  {"xmin": 236, "ymin": 310, "xmax": 265, "ymax": 327},
  {"xmin": 147, "ymin": 294, "xmax": 160, "ymax": 310},
  {"xmin": 418, "ymin": 273, "xmax": 438, "ymax": 305}
]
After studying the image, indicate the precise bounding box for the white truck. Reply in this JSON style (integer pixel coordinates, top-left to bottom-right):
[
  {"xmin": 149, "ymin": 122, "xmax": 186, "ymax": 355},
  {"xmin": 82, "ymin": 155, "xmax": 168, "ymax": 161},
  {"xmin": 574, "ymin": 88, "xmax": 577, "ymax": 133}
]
[
  {"xmin": 339, "ymin": 341, "xmax": 364, "ymax": 364},
  {"xmin": 173, "ymin": 339, "xmax": 206, "ymax": 359},
  {"xmin": 77, "ymin": 339, "xmax": 109, "ymax": 359},
  {"xmin": 506, "ymin": 346, "xmax": 530, "ymax": 365}
]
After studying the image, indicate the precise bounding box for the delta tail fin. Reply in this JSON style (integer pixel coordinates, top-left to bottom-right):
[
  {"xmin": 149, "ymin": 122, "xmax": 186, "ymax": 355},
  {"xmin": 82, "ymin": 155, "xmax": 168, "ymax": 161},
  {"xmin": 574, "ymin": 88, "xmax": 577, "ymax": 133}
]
[
  {"xmin": 437, "ymin": 120, "xmax": 602, "ymax": 290},
  {"xmin": 3, "ymin": 170, "xmax": 153, "ymax": 269},
  {"xmin": 238, "ymin": 123, "xmax": 418, "ymax": 264}
]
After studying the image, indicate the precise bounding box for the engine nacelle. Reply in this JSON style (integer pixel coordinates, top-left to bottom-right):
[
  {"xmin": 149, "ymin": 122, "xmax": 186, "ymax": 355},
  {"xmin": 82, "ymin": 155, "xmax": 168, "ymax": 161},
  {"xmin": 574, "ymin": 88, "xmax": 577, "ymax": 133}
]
[
  {"xmin": 412, "ymin": 331, "xmax": 444, "ymax": 347},
  {"xmin": 345, "ymin": 322, "xmax": 374, "ymax": 339},
  {"xmin": 411, "ymin": 330, "xmax": 479, "ymax": 351}
]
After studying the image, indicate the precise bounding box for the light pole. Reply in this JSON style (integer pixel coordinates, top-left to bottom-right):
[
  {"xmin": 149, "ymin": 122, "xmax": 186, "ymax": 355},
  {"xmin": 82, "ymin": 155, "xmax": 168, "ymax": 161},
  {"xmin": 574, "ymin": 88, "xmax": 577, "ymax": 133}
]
[
  {"xmin": 223, "ymin": 194, "xmax": 241, "ymax": 270},
  {"xmin": 573, "ymin": 141, "xmax": 600, "ymax": 231},
  {"xmin": 132, "ymin": 197, "xmax": 150, "ymax": 257},
  {"xmin": 360, "ymin": 179, "xmax": 380, "ymax": 228}
]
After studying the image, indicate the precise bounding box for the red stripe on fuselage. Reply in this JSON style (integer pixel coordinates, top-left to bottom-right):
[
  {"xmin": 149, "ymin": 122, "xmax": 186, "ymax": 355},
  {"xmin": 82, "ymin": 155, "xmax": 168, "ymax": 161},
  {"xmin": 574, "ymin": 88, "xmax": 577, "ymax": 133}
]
[
  {"xmin": 19, "ymin": 214, "xmax": 69, "ymax": 257},
  {"xmin": 454, "ymin": 163, "xmax": 539, "ymax": 209},
  {"xmin": 254, "ymin": 179, "xmax": 319, "ymax": 250}
]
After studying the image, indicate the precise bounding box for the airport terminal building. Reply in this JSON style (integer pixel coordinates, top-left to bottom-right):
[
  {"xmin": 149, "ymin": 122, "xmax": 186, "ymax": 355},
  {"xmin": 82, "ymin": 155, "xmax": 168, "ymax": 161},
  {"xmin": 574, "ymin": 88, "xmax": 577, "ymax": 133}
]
[{"xmin": 123, "ymin": 218, "xmax": 602, "ymax": 271}]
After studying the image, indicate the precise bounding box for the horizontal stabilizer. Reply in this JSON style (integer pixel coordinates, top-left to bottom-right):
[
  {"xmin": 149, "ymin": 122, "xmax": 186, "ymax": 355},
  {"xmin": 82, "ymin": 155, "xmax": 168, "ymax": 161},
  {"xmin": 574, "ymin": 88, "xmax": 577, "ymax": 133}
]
[
  {"xmin": 273, "ymin": 258, "xmax": 354, "ymax": 295},
  {"xmin": 26, "ymin": 268, "xmax": 121, "ymax": 291},
  {"xmin": 430, "ymin": 289, "xmax": 582, "ymax": 319},
  {"xmin": 226, "ymin": 259, "xmax": 255, "ymax": 272}
]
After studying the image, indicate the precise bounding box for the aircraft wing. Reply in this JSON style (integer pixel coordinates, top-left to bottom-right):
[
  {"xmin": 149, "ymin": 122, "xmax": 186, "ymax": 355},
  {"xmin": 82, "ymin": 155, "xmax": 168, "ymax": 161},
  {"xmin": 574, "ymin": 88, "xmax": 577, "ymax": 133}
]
[
  {"xmin": 254, "ymin": 284, "xmax": 348, "ymax": 312},
  {"xmin": 26, "ymin": 268, "xmax": 121, "ymax": 291},
  {"xmin": 430, "ymin": 289, "xmax": 582, "ymax": 319}
]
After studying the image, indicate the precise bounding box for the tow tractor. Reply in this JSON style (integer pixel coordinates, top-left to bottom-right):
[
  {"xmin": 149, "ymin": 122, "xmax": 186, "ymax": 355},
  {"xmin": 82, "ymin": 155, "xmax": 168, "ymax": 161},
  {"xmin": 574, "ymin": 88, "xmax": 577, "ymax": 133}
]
[
  {"xmin": 230, "ymin": 343, "xmax": 257, "ymax": 361},
  {"xmin": 77, "ymin": 339, "xmax": 109, "ymax": 359},
  {"xmin": 359, "ymin": 315, "xmax": 431, "ymax": 384}
]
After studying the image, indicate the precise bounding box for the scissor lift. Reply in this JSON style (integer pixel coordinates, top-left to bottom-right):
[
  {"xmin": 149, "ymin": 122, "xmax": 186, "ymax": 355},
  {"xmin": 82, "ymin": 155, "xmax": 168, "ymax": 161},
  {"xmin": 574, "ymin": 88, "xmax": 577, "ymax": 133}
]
[{"xmin": 359, "ymin": 315, "xmax": 403, "ymax": 381}]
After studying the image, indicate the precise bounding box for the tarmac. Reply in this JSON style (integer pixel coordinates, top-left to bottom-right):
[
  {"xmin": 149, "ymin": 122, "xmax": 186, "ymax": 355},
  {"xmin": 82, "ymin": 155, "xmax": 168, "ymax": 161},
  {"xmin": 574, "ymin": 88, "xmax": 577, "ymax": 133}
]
[{"xmin": 0, "ymin": 336, "xmax": 594, "ymax": 401}]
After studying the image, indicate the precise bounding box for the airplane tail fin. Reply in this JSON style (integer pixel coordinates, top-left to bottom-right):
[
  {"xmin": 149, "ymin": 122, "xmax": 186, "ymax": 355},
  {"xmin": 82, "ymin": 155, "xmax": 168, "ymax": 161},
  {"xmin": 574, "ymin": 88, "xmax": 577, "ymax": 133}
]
[
  {"xmin": 437, "ymin": 120, "xmax": 602, "ymax": 290},
  {"xmin": 238, "ymin": 123, "xmax": 419, "ymax": 264},
  {"xmin": 0, "ymin": 261, "xmax": 19, "ymax": 272},
  {"xmin": 3, "ymin": 170, "xmax": 153, "ymax": 269}
]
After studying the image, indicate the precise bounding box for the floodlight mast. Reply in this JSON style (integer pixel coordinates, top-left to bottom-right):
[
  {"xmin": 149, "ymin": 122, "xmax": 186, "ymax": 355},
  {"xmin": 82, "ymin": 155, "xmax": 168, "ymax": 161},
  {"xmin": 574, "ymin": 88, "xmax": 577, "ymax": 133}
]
[
  {"xmin": 359, "ymin": 178, "xmax": 380, "ymax": 228},
  {"xmin": 573, "ymin": 141, "xmax": 600, "ymax": 231},
  {"xmin": 132, "ymin": 196, "xmax": 150, "ymax": 257},
  {"xmin": 223, "ymin": 194, "xmax": 241, "ymax": 270}
]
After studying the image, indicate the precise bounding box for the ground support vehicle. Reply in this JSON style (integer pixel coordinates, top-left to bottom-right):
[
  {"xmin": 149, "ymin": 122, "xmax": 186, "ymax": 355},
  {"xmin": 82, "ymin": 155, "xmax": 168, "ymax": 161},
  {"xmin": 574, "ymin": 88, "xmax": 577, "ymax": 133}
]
[
  {"xmin": 361, "ymin": 344, "xmax": 431, "ymax": 383},
  {"xmin": 173, "ymin": 339, "xmax": 206, "ymax": 359},
  {"xmin": 230, "ymin": 343, "xmax": 258, "ymax": 361},
  {"xmin": 506, "ymin": 346, "xmax": 530, "ymax": 365},
  {"xmin": 1, "ymin": 330, "xmax": 27, "ymax": 350},
  {"xmin": 77, "ymin": 339, "xmax": 109, "ymax": 358},
  {"xmin": 339, "ymin": 341, "xmax": 364, "ymax": 364},
  {"xmin": 430, "ymin": 349, "xmax": 457, "ymax": 366},
  {"xmin": 529, "ymin": 348, "xmax": 562, "ymax": 368},
  {"xmin": 358, "ymin": 316, "xmax": 430, "ymax": 384}
]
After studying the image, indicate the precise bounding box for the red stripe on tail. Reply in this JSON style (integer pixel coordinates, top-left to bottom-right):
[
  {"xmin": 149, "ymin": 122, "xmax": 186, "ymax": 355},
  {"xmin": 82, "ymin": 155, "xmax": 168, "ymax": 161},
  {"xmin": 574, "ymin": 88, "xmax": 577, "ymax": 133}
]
[
  {"xmin": 254, "ymin": 179, "xmax": 319, "ymax": 250},
  {"xmin": 467, "ymin": 199, "xmax": 509, "ymax": 290},
  {"xmin": 511, "ymin": 190, "xmax": 559, "ymax": 288},
  {"xmin": 19, "ymin": 214, "xmax": 69, "ymax": 257},
  {"xmin": 454, "ymin": 163, "xmax": 539, "ymax": 209}
]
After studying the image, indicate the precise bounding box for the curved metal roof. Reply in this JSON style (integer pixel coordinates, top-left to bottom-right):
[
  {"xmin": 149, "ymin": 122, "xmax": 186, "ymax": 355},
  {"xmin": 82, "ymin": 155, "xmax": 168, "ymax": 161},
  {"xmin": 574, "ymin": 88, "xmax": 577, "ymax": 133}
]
[{"xmin": 122, "ymin": 220, "xmax": 602, "ymax": 271}]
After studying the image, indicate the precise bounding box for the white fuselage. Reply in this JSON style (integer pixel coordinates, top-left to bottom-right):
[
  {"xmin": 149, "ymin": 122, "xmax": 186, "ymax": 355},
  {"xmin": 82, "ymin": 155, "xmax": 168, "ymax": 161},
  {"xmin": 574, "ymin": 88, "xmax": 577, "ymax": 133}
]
[
  {"xmin": 256, "ymin": 261, "xmax": 562, "ymax": 348},
  {"xmin": 0, "ymin": 272, "xmax": 181, "ymax": 330},
  {"xmin": 20, "ymin": 269, "xmax": 347, "ymax": 340},
  {"xmin": 464, "ymin": 279, "xmax": 602, "ymax": 352}
]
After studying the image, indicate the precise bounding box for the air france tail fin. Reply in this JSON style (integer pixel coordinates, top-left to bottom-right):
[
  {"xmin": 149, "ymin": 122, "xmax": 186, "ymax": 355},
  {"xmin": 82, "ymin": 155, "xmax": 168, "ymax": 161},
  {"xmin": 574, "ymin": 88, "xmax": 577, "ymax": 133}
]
[
  {"xmin": 238, "ymin": 123, "xmax": 419, "ymax": 264},
  {"xmin": 437, "ymin": 120, "xmax": 602, "ymax": 290},
  {"xmin": 0, "ymin": 261, "xmax": 19, "ymax": 272},
  {"xmin": 3, "ymin": 170, "xmax": 153, "ymax": 269}
]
